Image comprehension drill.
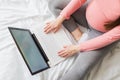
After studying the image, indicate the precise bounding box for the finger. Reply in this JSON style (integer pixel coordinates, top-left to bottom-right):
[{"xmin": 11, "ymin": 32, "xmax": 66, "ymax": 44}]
[
  {"xmin": 45, "ymin": 27, "xmax": 53, "ymax": 33},
  {"xmin": 63, "ymin": 52, "xmax": 73, "ymax": 58},
  {"xmin": 53, "ymin": 28, "xmax": 58, "ymax": 33},
  {"xmin": 58, "ymin": 51, "xmax": 67, "ymax": 57},
  {"xmin": 60, "ymin": 53, "xmax": 68, "ymax": 58},
  {"xmin": 58, "ymin": 50, "xmax": 65, "ymax": 55},
  {"xmin": 58, "ymin": 50, "xmax": 67, "ymax": 56},
  {"xmin": 44, "ymin": 28, "xmax": 52, "ymax": 33},
  {"xmin": 58, "ymin": 49, "xmax": 65, "ymax": 53},
  {"xmin": 59, "ymin": 51, "xmax": 70, "ymax": 58},
  {"xmin": 44, "ymin": 25, "xmax": 54, "ymax": 33},
  {"xmin": 44, "ymin": 25, "xmax": 51, "ymax": 32},
  {"xmin": 53, "ymin": 26, "xmax": 60, "ymax": 33}
]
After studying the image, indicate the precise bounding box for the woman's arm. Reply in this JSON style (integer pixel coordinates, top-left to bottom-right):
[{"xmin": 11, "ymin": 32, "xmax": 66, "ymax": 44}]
[
  {"xmin": 79, "ymin": 25, "xmax": 120, "ymax": 52},
  {"xmin": 60, "ymin": 0, "xmax": 86, "ymax": 19},
  {"xmin": 58, "ymin": 26, "xmax": 120, "ymax": 58},
  {"xmin": 44, "ymin": 0, "xmax": 86, "ymax": 33}
]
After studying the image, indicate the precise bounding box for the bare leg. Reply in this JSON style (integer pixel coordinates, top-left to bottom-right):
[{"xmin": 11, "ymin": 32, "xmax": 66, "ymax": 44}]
[{"xmin": 71, "ymin": 28, "xmax": 83, "ymax": 41}]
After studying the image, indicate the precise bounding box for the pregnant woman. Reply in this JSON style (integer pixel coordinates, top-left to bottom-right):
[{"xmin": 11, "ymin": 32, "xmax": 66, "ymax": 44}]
[{"xmin": 44, "ymin": 0, "xmax": 120, "ymax": 80}]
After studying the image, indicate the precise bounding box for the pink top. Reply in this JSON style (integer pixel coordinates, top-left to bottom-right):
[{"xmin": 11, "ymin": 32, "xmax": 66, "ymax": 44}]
[{"xmin": 60, "ymin": 0, "xmax": 120, "ymax": 51}]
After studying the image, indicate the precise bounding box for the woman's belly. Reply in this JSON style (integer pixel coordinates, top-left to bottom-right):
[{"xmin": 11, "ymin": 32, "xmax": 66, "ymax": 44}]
[{"xmin": 86, "ymin": 0, "xmax": 108, "ymax": 32}]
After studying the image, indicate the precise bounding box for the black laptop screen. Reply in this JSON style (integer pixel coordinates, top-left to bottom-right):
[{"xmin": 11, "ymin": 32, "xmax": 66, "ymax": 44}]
[{"xmin": 9, "ymin": 28, "xmax": 49, "ymax": 75}]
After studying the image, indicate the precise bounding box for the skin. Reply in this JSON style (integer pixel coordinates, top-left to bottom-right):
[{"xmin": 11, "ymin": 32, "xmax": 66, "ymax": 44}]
[
  {"xmin": 71, "ymin": 27, "xmax": 83, "ymax": 41},
  {"xmin": 44, "ymin": 15, "xmax": 81, "ymax": 58}
]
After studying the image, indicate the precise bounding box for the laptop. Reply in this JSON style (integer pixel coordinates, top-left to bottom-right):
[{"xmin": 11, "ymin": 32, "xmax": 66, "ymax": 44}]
[{"xmin": 8, "ymin": 27, "xmax": 72, "ymax": 75}]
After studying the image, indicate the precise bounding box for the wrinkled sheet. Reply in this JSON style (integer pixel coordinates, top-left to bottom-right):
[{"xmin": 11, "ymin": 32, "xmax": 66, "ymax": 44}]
[
  {"xmin": 84, "ymin": 41, "xmax": 120, "ymax": 80},
  {"xmin": 0, "ymin": 0, "xmax": 77, "ymax": 80},
  {"xmin": 1, "ymin": 0, "xmax": 120, "ymax": 80}
]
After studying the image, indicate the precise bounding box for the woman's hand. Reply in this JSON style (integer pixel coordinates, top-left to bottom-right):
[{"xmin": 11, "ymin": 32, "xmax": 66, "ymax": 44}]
[
  {"xmin": 44, "ymin": 15, "xmax": 65, "ymax": 33},
  {"xmin": 44, "ymin": 20, "xmax": 62, "ymax": 33},
  {"xmin": 58, "ymin": 45, "xmax": 80, "ymax": 58}
]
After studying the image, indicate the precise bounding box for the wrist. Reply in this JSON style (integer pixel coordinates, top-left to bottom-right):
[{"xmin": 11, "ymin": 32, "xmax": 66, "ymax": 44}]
[
  {"xmin": 56, "ymin": 15, "xmax": 65, "ymax": 24},
  {"xmin": 75, "ymin": 45, "xmax": 80, "ymax": 52}
]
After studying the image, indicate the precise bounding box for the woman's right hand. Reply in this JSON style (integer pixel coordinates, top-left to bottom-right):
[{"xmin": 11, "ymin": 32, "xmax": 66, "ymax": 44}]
[{"xmin": 44, "ymin": 15, "xmax": 66, "ymax": 33}]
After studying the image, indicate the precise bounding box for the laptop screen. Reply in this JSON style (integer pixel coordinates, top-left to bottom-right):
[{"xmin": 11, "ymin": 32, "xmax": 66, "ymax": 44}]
[{"xmin": 9, "ymin": 27, "xmax": 49, "ymax": 75}]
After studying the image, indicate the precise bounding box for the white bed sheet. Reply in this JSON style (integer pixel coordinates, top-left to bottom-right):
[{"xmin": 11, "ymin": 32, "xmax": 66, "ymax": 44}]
[{"xmin": 1, "ymin": 0, "xmax": 120, "ymax": 80}]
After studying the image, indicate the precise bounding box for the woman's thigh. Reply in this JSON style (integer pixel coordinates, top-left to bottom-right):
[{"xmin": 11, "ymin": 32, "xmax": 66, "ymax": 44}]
[{"xmin": 60, "ymin": 48, "xmax": 106, "ymax": 80}]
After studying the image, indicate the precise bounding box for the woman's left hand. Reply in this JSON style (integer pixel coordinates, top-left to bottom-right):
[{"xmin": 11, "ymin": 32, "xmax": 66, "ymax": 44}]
[{"xmin": 58, "ymin": 45, "xmax": 80, "ymax": 58}]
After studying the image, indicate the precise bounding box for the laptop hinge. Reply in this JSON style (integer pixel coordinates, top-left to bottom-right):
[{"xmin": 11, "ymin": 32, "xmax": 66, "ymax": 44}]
[{"xmin": 32, "ymin": 33, "xmax": 49, "ymax": 62}]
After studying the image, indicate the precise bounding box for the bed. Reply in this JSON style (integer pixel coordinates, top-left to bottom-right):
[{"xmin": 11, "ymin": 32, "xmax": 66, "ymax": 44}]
[{"xmin": 1, "ymin": 0, "xmax": 120, "ymax": 80}]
